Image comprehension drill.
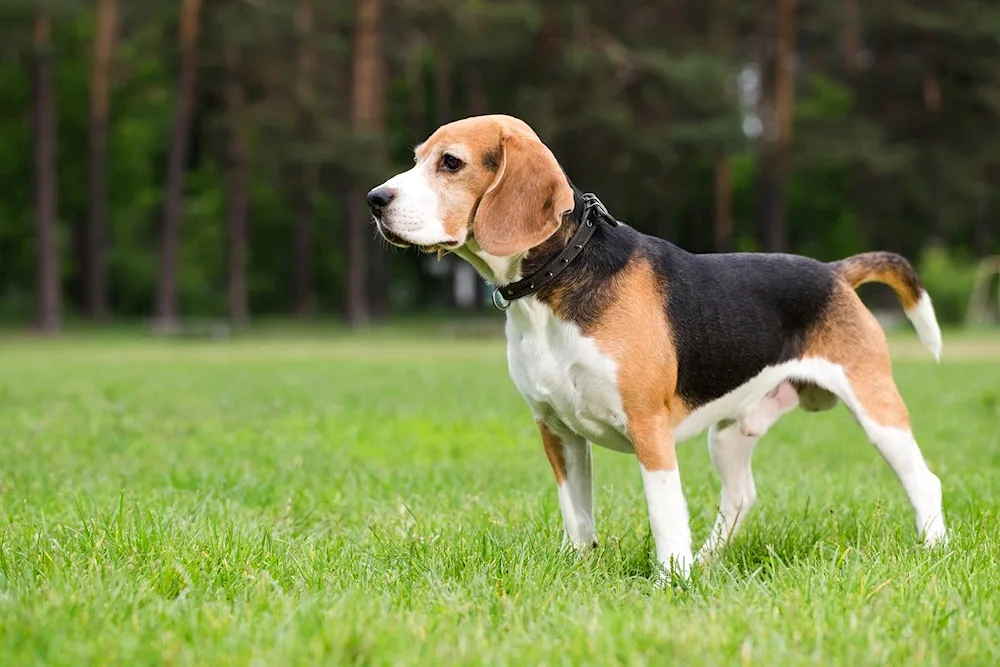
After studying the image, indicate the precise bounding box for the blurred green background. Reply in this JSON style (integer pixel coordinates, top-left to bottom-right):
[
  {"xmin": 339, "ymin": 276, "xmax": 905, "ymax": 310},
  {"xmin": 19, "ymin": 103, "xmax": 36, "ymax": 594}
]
[{"xmin": 1, "ymin": 0, "xmax": 998, "ymax": 332}]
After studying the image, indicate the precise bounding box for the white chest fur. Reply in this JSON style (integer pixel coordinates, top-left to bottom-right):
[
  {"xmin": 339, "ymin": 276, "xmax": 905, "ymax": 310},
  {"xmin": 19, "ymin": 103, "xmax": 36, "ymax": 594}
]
[{"xmin": 505, "ymin": 299, "xmax": 634, "ymax": 453}]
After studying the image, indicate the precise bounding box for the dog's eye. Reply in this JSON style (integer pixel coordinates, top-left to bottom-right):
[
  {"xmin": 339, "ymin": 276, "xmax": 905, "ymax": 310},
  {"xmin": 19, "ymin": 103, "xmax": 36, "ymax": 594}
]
[{"xmin": 440, "ymin": 154, "xmax": 464, "ymax": 172}]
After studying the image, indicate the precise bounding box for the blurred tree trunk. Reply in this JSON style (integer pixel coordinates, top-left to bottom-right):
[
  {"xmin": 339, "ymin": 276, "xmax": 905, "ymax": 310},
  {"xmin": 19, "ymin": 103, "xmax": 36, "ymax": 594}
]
[
  {"xmin": 435, "ymin": 53, "xmax": 452, "ymax": 124},
  {"xmin": 223, "ymin": 43, "xmax": 249, "ymax": 328},
  {"xmin": 756, "ymin": 0, "xmax": 795, "ymax": 253},
  {"xmin": 406, "ymin": 36, "xmax": 426, "ymax": 135},
  {"xmin": 842, "ymin": 0, "xmax": 870, "ymax": 246},
  {"xmin": 753, "ymin": 0, "xmax": 776, "ymax": 251},
  {"xmin": 294, "ymin": 170, "xmax": 317, "ymax": 317},
  {"xmin": 346, "ymin": 0, "xmax": 385, "ymax": 326},
  {"xmin": 466, "ymin": 65, "xmax": 488, "ymax": 310},
  {"xmin": 712, "ymin": 0, "xmax": 734, "ymax": 253},
  {"xmin": 84, "ymin": 0, "xmax": 117, "ymax": 320},
  {"xmin": 365, "ymin": 28, "xmax": 389, "ymax": 323},
  {"xmin": 155, "ymin": 0, "xmax": 202, "ymax": 331},
  {"xmin": 33, "ymin": 12, "xmax": 60, "ymax": 334},
  {"xmin": 713, "ymin": 159, "xmax": 733, "ymax": 252},
  {"xmin": 974, "ymin": 167, "xmax": 995, "ymax": 258},
  {"xmin": 368, "ymin": 222, "xmax": 389, "ymax": 321},
  {"xmin": 772, "ymin": 0, "xmax": 796, "ymax": 252},
  {"xmin": 466, "ymin": 65, "xmax": 487, "ymax": 118},
  {"xmin": 843, "ymin": 0, "xmax": 860, "ymax": 72},
  {"xmin": 435, "ymin": 54, "xmax": 456, "ymax": 309},
  {"xmin": 922, "ymin": 35, "xmax": 944, "ymax": 245},
  {"xmin": 293, "ymin": 0, "xmax": 317, "ymax": 317}
]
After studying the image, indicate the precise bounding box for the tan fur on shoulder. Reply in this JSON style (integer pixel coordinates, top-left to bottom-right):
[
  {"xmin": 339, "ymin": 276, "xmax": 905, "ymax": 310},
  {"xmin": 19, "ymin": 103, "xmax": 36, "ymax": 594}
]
[{"xmin": 588, "ymin": 260, "xmax": 689, "ymax": 471}]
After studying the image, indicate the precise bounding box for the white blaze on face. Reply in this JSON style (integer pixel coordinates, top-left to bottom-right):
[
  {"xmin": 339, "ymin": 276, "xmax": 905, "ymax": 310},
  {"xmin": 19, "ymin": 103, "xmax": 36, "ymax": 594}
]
[{"xmin": 374, "ymin": 161, "xmax": 459, "ymax": 248}]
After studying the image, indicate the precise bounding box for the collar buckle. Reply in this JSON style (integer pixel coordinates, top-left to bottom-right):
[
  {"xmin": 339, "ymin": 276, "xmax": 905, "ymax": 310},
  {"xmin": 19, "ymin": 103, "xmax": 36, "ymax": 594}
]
[
  {"xmin": 491, "ymin": 288, "xmax": 511, "ymax": 311},
  {"xmin": 583, "ymin": 193, "xmax": 607, "ymax": 216}
]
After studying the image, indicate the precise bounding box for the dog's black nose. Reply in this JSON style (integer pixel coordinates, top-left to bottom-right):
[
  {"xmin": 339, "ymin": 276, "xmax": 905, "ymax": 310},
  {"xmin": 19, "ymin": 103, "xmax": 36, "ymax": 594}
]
[{"xmin": 366, "ymin": 187, "xmax": 395, "ymax": 214}]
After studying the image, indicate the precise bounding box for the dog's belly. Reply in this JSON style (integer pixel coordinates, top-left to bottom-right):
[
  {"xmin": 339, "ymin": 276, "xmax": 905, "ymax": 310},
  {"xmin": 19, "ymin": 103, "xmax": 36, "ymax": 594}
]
[
  {"xmin": 503, "ymin": 302, "xmax": 846, "ymax": 452},
  {"xmin": 670, "ymin": 357, "xmax": 848, "ymax": 442},
  {"xmin": 506, "ymin": 305, "xmax": 634, "ymax": 453}
]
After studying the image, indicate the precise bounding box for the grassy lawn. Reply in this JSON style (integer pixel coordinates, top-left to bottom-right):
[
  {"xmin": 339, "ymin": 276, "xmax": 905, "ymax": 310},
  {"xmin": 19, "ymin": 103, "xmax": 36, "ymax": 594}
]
[{"xmin": 1, "ymin": 328, "xmax": 999, "ymax": 665}]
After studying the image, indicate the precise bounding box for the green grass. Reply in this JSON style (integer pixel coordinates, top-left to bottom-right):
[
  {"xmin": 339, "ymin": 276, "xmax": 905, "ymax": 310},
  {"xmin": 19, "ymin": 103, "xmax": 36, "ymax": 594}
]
[{"xmin": 1, "ymin": 331, "xmax": 999, "ymax": 665}]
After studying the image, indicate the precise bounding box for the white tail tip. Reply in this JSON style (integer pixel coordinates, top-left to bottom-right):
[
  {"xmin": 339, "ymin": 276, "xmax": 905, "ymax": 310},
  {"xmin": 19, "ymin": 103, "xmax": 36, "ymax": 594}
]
[{"xmin": 904, "ymin": 291, "xmax": 943, "ymax": 362}]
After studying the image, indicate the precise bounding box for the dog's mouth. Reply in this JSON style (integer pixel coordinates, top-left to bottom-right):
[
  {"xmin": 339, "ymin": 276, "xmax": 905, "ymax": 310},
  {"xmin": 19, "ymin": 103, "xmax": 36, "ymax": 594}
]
[
  {"xmin": 375, "ymin": 221, "xmax": 412, "ymax": 249},
  {"xmin": 376, "ymin": 221, "xmax": 460, "ymax": 256}
]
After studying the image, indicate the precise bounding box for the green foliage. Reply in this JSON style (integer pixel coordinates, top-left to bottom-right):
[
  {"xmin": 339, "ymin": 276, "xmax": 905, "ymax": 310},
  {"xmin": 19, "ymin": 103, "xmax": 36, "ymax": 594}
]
[
  {"xmin": 2, "ymin": 0, "xmax": 1000, "ymax": 322},
  {"xmin": 1, "ymin": 335, "xmax": 999, "ymax": 662}
]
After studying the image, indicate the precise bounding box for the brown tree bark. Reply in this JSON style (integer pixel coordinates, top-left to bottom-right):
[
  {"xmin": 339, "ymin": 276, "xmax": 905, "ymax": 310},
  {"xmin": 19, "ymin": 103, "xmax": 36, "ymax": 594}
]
[
  {"xmin": 368, "ymin": 220, "xmax": 389, "ymax": 321},
  {"xmin": 775, "ymin": 0, "xmax": 796, "ymax": 147},
  {"xmin": 842, "ymin": 0, "xmax": 872, "ymax": 246},
  {"xmin": 434, "ymin": 54, "xmax": 456, "ymax": 309},
  {"xmin": 84, "ymin": 0, "xmax": 117, "ymax": 320},
  {"xmin": 344, "ymin": 191, "xmax": 369, "ymax": 326},
  {"xmin": 406, "ymin": 36, "xmax": 426, "ymax": 135},
  {"xmin": 974, "ymin": 166, "xmax": 995, "ymax": 258},
  {"xmin": 922, "ymin": 31, "xmax": 944, "ymax": 245},
  {"xmin": 466, "ymin": 65, "xmax": 488, "ymax": 310},
  {"xmin": 465, "ymin": 65, "xmax": 487, "ymax": 118},
  {"xmin": 713, "ymin": 158, "xmax": 734, "ymax": 253},
  {"xmin": 364, "ymin": 4, "xmax": 389, "ymax": 320},
  {"xmin": 434, "ymin": 53, "xmax": 453, "ymax": 124},
  {"xmin": 33, "ymin": 13, "xmax": 60, "ymax": 334},
  {"xmin": 155, "ymin": 0, "xmax": 202, "ymax": 331},
  {"xmin": 293, "ymin": 0, "xmax": 317, "ymax": 318},
  {"xmin": 768, "ymin": 0, "xmax": 796, "ymax": 253},
  {"xmin": 753, "ymin": 0, "xmax": 774, "ymax": 250},
  {"xmin": 223, "ymin": 43, "xmax": 249, "ymax": 327},
  {"xmin": 347, "ymin": 0, "xmax": 385, "ymax": 326},
  {"xmin": 712, "ymin": 0, "xmax": 734, "ymax": 253},
  {"xmin": 294, "ymin": 171, "xmax": 317, "ymax": 317},
  {"xmin": 843, "ymin": 0, "xmax": 860, "ymax": 73},
  {"xmin": 756, "ymin": 0, "xmax": 795, "ymax": 253}
]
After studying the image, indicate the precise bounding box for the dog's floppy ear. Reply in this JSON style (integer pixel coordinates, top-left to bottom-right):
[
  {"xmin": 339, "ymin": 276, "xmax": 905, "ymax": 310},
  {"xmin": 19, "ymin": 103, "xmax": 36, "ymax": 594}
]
[{"xmin": 473, "ymin": 132, "xmax": 575, "ymax": 257}]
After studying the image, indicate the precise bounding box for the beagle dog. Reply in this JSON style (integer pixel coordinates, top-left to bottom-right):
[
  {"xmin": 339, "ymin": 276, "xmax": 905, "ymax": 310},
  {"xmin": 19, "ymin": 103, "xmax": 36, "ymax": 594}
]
[{"xmin": 366, "ymin": 114, "xmax": 947, "ymax": 580}]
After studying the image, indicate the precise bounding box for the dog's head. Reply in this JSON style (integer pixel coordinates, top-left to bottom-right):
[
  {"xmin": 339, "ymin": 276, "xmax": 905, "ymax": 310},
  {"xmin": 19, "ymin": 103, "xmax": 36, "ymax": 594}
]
[{"xmin": 367, "ymin": 115, "xmax": 575, "ymax": 258}]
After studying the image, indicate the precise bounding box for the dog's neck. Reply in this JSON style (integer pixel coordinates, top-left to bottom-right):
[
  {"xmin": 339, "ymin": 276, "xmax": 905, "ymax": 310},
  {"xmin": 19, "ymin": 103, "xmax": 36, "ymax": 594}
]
[
  {"xmin": 518, "ymin": 189, "xmax": 588, "ymax": 283},
  {"xmin": 455, "ymin": 187, "xmax": 588, "ymax": 290}
]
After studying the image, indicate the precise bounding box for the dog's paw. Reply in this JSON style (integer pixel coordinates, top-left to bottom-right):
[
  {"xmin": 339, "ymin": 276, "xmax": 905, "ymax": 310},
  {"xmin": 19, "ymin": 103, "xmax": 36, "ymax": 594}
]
[{"xmin": 652, "ymin": 551, "xmax": 693, "ymax": 588}]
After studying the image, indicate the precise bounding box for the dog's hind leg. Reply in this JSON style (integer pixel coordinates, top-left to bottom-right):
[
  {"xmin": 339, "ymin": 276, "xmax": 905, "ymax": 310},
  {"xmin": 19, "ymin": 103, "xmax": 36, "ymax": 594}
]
[
  {"xmin": 698, "ymin": 381, "xmax": 801, "ymax": 561},
  {"xmin": 697, "ymin": 421, "xmax": 762, "ymax": 561},
  {"xmin": 846, "ymin": 367, "xmax": 947, "ymax": 546},
  {"xmin": 807, "ymin": 287, "xmax": 946, "ymax": 546}
]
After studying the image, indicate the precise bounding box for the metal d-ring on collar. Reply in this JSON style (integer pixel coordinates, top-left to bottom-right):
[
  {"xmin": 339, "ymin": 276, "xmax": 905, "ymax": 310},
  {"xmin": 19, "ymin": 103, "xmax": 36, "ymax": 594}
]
[{"xmin": 491, "ymin": 193, "xmax": 619, "ymax": 311}]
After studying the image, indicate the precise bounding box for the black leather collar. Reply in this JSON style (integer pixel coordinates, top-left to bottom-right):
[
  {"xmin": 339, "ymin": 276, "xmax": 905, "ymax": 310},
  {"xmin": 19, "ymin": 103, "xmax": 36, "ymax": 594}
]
[{"xmin": 491, "ymin": 193, "xmax": 619, "ymax": 310}]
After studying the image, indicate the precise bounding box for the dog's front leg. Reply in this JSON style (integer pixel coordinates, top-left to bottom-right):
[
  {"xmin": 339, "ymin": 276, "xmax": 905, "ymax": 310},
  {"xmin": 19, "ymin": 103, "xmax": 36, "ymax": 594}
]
[
  {"xmin": 537, "ymin": 420, "xmax": 596, "ymax": 550},
  {"xmin": 632, "ymin": 413, "xmax": 692, "ymax": 582}
]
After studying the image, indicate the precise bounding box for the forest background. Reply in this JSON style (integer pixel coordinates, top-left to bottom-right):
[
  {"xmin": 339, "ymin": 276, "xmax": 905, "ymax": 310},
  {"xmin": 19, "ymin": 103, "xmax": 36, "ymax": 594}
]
[{"xmin": 2, "ymin": 0, "xmax": 998, "ymax": 332}]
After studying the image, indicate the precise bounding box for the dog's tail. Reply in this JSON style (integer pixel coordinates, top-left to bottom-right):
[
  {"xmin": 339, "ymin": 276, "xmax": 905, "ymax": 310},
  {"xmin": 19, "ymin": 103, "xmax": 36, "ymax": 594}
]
[{"xmin": 830, "ymin": 251, "xmax": 942, "ymax": 362}]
